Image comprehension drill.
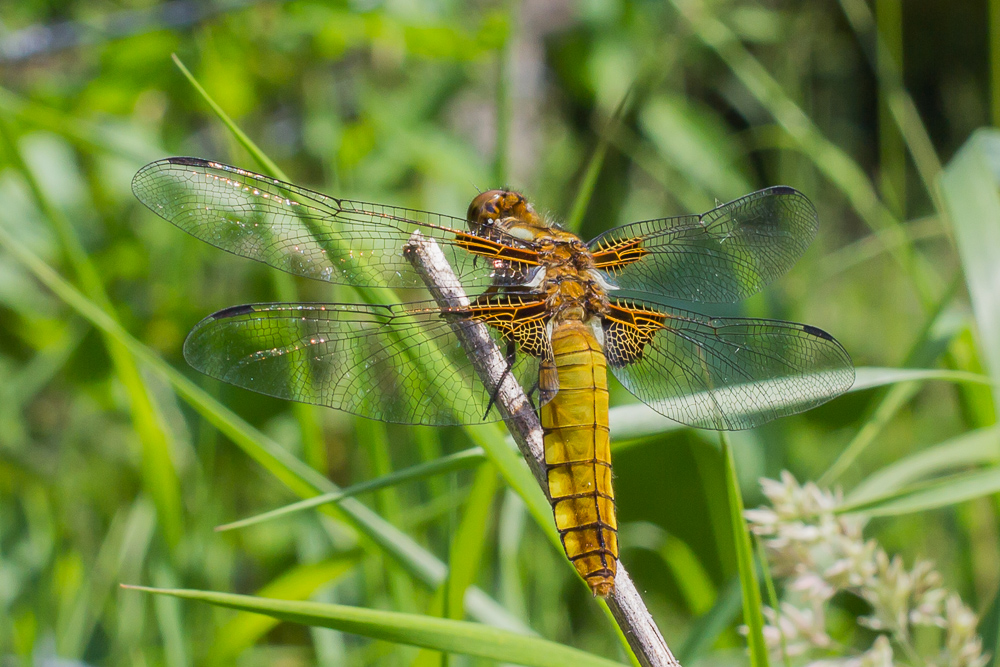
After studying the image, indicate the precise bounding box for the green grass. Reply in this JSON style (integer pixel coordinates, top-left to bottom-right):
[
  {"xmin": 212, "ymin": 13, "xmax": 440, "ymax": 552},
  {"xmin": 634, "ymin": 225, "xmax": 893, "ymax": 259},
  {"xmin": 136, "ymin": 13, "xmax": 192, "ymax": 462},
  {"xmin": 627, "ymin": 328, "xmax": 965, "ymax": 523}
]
[{"xmin": 0, "ymin": 2, "xmax": 997, "ymax": 665}]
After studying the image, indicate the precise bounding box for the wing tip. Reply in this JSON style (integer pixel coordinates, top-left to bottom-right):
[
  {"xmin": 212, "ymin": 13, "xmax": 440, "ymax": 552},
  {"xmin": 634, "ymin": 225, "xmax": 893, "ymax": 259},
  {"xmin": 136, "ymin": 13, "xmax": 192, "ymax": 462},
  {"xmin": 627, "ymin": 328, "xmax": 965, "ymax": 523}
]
[
  {"xmin": 133, "ymin": 156, "xmax": 210, "ymax": 177},
  {"xmin": 801, "ymin": 323, "xmax": 834, "ymax": 341},
  {"xmin": 164, "ymin": 156, "xmax": 212, "ymax": 167},
  {"xmin": 767, "ymin": 185, "xmax": 801, "ymax": 197},
  {"xmin": 211, "ymin": 304, "xmax": 257, "ymax": 320}
]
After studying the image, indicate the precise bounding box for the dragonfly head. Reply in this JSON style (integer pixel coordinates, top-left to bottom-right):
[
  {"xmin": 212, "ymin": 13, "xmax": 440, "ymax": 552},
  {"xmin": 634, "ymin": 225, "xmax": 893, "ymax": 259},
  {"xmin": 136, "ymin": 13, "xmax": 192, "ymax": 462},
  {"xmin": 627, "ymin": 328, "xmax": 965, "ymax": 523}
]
[{"xmin": 467, "ymin": 189, "xmax": 548, "ymax": 242}]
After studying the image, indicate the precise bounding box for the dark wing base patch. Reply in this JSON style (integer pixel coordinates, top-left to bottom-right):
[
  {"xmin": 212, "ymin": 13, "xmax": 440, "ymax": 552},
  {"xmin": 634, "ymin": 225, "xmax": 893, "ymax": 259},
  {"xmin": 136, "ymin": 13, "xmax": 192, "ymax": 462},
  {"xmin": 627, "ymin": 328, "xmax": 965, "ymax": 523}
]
[{"xmin": 601, "ymin": 301, "xmax": 667, "ymax": 367}]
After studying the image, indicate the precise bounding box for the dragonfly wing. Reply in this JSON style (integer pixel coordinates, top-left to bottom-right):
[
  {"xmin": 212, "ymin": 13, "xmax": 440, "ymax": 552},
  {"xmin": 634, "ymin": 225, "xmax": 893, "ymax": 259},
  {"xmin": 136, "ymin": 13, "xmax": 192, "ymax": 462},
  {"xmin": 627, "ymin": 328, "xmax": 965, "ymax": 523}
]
[
  {"xmin": 133, "ymin": 158, "xmax": 534, "ymax": 289},
  {"xmin": 602, "ymin": 299, "xmax": 853, "ymax": 430},
  {"xmin": 589, "ymin": 187, "xmax": 818, "ymax": 303},
  {"xmin": 183, "ymin": 301, "xmax": 542, "ymax": 425}
]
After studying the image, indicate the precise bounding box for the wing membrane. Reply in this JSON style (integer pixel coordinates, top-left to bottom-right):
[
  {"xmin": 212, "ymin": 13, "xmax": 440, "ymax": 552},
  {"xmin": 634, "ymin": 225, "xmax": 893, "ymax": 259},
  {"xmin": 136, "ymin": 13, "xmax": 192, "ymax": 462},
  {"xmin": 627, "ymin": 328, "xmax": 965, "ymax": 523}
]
[
  {"xmin": 589, "ymin": 187, "xmax": 818, "ymax": 303},
  {"xmin": 132, "ymin": 158, "xmax": 535, "ymax": 289},
  {"xmin": 183, "ymin": 301, "xmax": 544, "ymax": 425},
  {"xmin": 603, "ymin": 299, "xmax": 853, "ymax": 430}
]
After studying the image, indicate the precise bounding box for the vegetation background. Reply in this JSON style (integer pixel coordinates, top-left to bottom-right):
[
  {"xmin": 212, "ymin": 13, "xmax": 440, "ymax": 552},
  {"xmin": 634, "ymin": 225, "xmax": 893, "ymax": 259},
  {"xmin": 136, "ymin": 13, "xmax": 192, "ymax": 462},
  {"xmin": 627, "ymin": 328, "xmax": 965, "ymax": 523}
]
[{"xmin": 1, "ymin": 0, "xmax": 999, "ymax": 665}]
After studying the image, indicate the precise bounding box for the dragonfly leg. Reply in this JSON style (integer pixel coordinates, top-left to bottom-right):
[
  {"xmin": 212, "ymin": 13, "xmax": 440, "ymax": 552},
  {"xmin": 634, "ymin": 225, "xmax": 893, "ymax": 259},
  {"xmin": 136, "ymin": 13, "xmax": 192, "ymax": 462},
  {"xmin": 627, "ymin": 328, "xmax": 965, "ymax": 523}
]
[
  {"xmin": 483, "ymin": 338, "xmax": 517, "ymax": 420},
  {"xmin": 525, "ymin": 381, "xmax": 540, "ymax": 410}
]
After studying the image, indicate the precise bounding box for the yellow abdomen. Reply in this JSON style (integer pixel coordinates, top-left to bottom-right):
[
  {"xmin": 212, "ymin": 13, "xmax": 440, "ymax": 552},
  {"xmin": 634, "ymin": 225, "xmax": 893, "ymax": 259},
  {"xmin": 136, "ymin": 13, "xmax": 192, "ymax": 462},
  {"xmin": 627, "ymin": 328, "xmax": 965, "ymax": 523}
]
[{"xmin": 540, "ymin": 320, "xmax": 618, "ymax": 596}]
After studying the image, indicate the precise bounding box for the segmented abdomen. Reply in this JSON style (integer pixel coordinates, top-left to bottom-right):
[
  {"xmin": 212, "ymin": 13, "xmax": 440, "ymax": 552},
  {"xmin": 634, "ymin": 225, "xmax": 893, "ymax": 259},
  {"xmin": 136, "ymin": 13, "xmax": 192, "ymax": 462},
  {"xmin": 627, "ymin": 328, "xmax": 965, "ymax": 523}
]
[{"xmin": 540, "ymin": 320, "xmax": 618, "ymax": 596}]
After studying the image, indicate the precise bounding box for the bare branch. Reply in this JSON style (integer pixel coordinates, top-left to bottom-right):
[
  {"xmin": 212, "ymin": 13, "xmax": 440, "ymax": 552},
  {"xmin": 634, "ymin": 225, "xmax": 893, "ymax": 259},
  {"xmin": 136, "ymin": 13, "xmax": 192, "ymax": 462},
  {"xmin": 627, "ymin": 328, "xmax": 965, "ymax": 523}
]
[{"xmin": 405, "ymin": 231, "xmax": 681, "ymax": 667}]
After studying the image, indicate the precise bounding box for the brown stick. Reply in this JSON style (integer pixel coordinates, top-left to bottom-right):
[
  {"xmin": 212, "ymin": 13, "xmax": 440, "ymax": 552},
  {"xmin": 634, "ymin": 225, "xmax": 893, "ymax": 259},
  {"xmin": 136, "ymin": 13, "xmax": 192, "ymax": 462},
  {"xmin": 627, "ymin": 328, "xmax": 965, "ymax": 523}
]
[{"xmin": 405, "ymin": 232, "xmax": 681, "ymax": 667}]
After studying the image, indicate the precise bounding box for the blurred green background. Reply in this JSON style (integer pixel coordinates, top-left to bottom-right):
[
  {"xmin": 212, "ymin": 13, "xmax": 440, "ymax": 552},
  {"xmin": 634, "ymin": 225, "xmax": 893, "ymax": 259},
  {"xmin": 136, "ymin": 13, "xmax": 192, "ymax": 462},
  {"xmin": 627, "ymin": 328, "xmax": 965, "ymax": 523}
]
[{"xmin": 1, "ymin": 0, "xmax": 999, "ymax": 665}]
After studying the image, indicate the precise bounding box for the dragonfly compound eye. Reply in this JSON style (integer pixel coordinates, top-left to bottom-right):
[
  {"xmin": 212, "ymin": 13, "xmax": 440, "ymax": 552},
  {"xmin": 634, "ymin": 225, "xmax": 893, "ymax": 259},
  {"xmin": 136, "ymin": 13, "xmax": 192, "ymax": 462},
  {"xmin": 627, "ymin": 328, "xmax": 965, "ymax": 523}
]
[{"xmin": 467, "ymin": 190, "xmax": 508, "ymax": 228}]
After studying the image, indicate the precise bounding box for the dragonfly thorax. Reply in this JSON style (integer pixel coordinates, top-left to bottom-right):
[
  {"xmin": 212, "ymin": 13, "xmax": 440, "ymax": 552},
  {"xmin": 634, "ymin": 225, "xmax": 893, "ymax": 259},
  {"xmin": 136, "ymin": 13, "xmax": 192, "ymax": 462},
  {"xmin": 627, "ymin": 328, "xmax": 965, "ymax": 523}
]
[{"xmin": 536, "ymin": 243, "xmax": 610, "ymax": 325}]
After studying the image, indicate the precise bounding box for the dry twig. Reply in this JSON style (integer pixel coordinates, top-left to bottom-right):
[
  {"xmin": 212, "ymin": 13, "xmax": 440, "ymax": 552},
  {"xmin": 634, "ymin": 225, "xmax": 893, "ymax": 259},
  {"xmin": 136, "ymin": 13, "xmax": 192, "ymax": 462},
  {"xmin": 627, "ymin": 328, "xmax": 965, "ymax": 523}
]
[{"xmin": 405, "ymin": 231, "xmax": 680, "ymax": 667}]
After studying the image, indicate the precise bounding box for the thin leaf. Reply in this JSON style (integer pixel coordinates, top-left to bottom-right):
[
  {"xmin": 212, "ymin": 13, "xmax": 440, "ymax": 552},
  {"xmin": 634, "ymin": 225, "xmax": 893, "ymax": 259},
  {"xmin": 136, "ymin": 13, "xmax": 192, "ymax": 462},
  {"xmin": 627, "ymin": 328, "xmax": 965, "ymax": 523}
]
[
  {"xmin": 0, "ymin": 114, "xmax": 184, "ymax": 546},
  {"xmin": 565, "ymin": 35, "xmax": 684, "ymax": 232},
  {"xmin": 0, "ymin": 225, "xmax": 530, "ymax": 633},
  {"xmin": 661, "ymin": 536, "xmax": 717, "ymax": 617},
  {"xmin": 939, "ymin": 129, "xmax": 1000, "ymax": 413},
  {"xmin": 756, "ymin": 537, "xmax": 789, "ymax": 667},
  {"xmin": 152, "ymin": 563, "xmax": 189, "ymax": 667},
  {"xmin": 492, "ymin": 31, "xmax": 510, "ymax": 187},
  {"xmin": 667, "ymin": 0, "xmax": 936, "ymax": 308},
  {"xmin": 216, "ymin": 448, "xmax": 486, "ymax": 532},
  {"xmin": 356, "ymin": 418, "xmax": 419, "ymax": 613},
  {"xmin": 464, "ymin": 425, "xmax": 561, "ymax": 554},
  {"xmin": 722, "ymin": 434, "xmax": 768, "ymax": 667},
  {"xmin": 207, "ymin": 558, "xmax": 357, "ymax": 664},
  {"xmin": 819, "ymin": 381, "xmax": 921, "ymax": 485},
  {"xmin": 171, "ymin": 54, "xmax": 285, "ymax": 180},
  {"xmin": 58, "ymin": 498, "xmax": 156, "ymax": 657},
  {"xmin": 836, "ymin": 0, "xmax": 945, "ymax": 206},
  {"xmin": 837, "ymin": 467, "xmax": 1000, "ymax": 516},
  {"xmin": 639, "ymin": 94, "xmax": 752, "ymax": 200},
  {"xmin": 621, "ymin": 522, "xmax": 715, "ymax": 615},
  {"xmin": 851, "ymin": 367, "xmax": 991, "ymax": 390},
  {"xmin": 565, "ymin": 75, "xmax": 635, "ymax": 232},
  {"xmin": 978, "ymin": 580, "xmax": 1000, "ymax": 667},
  {"xmin": 446, "ymin": 465, "xmax": 499, "ymax": 621},
  {"xmin": 847, "ymin": 426, "xmax": 1000, "ymax": 503},
  {"xmin": 820, "ymin": 278, "xmax": 965, "ymax": 486},
  {"xmin": 173, "ymin": 53, "xmax": 331, "ymax": 477},
  {"xmin": 677, "ymin": 577, "xmax": 742, "ymax": 664},
  {"xmin": 123, "ymin": 586, "xmax": 627, "ymax": 667},
  {"xmin": 610, "ymin": 367, "xmax": 990, "ymax": 446}
]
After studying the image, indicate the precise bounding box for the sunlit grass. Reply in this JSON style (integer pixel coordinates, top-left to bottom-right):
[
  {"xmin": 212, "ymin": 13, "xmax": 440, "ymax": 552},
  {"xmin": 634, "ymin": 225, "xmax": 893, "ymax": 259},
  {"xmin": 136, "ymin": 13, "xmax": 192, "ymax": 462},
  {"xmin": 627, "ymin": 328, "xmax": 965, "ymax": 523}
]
[{"xmin": 0, "ymin": 1, "xmax": 997, "ymax": 665}]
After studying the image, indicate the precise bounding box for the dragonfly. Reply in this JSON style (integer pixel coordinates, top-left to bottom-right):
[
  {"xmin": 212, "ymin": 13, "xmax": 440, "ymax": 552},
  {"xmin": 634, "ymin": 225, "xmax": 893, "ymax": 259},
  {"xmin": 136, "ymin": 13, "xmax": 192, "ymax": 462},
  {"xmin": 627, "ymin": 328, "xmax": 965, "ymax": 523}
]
[{"xmin": 133, "ymin": 157, "xmax": 854, "ymax": 597}]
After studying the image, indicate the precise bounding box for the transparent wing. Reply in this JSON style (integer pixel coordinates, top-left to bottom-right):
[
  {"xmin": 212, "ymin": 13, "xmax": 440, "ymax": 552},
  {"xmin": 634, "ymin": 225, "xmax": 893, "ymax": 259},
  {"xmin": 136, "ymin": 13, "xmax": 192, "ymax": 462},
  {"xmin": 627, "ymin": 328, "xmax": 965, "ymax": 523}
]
[
  {"xmin": 603, "ymin": 299, "xmax": 853, "ymax": 430},
  {"xmin": 588, "ymin": 187, "xmax": 818, "ymax": 303},
  {"xmin": 133, "ymin": 158, "xmax": 535, "ymax": 289},
  {"xmin": 183, "ymin": 301, "xmax": 544, "ymax": 425}
]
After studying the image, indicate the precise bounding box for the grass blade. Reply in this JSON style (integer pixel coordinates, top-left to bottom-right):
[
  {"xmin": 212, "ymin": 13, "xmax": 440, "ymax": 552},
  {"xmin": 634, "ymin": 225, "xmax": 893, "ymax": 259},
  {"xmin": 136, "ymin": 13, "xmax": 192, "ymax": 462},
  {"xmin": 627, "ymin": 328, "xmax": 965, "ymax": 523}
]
[
  {"xmin": 978, "ymin": 581, "xmax": 1000, "ymax": 667},
  {"xmin": 836, "ymin": 0, "xmax": 945, "ymax": 205},
  {"xmin": 152, "ymin": 563, "xmax": 189, "ymax": 667},
  {"xmin": 356, "ymin": 418, "xmax": 418, "ymax": 614},
  {"xmin": 123, "ymin": 585, "xmax": 627, "ymax": 667},
  {"xmin": 722, "ymin": 434, "xmax": 768, "ymax": 667},
  {"xmin": 609, "ymin": 366, "xmax": 992, "ymax": 446},
  {"xmin": 207, "ymin": 558, "xmax": 357, "ymax": 664},
  {"xmin": 836, "ymin": 467, "xmax": 1000, "ymax": 517},
  {"xmin": 819, "ymin": 381, "xmax": 921, "ymax": 485},
  {"xmin": 939, "ymin": 129, "xmax": 1000, "ymax": 412},
  {"xmin": 564, "ymin": 74, "xmax": 636, "ymax": 233},
  {"xmin": 993, "ymin": 0, "xmax": 1000, "ymax": 126},
  {"xmin": 171, "ymin": 54, "xmax": 285, "ymax": 180},
  {"xmin": 0, "ymin": 114, "xmax": 184, "ymax": 546},
  {"xmin": 0, "ymin": 224, "xmax": 530, "ymax": 633},
  {"xmin": 847, "ymin": 426, "xmax": 1000, "ymax": 503},
  {"xmin": 445, "ymin": 465, "xmax": 499, "ymax": 621},
  {"xmin": 851, "ymin": 367, "xmax": 991, "ymax": 389},
  {"xmin": 677, "ymin": 577, "xmax": 742, "ymax": 663},
  {"xmin": 58, "ymin": 498, "xmax": 156, "ymax": 657},
  {"xmin": 667, "ymin": 0, "xmax": 939, "ymax": 308},
  {"xmin": 756, "ymin": 537, "xmax": 789, "ymax": 667},
  {"xmin": 171, "ymin": 53, "xmax": 332, "ymax": 474},
  {"xmin": 820, "ymin": 275, "xmax": 965, "ymax": 486},
  {"xmin": 216, "ymin": 448, "xmax": 486, "ymax": 532}
]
